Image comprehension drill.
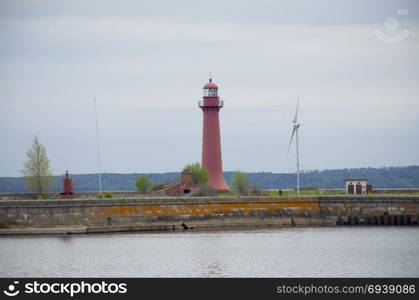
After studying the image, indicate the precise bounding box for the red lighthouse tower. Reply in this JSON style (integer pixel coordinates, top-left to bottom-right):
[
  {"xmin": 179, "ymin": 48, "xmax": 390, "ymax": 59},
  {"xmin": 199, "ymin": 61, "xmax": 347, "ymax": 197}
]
[{"xmin": 199, "ymin": 77, "xmax": 230, "ymax": 192}]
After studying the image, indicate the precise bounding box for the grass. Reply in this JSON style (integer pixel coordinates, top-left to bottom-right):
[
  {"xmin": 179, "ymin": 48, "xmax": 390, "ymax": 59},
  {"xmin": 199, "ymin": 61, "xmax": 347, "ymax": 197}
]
[
  {"xmin": 207, "ymin": 189, "xmax": 419, "ymax": 197},
  {"xmin": 265, "ymin": 189, "xmax": 346, "ymax": 196},
  {"xmin": 215, "ymin": 189, "xmax": 348, "ymax": 197}
]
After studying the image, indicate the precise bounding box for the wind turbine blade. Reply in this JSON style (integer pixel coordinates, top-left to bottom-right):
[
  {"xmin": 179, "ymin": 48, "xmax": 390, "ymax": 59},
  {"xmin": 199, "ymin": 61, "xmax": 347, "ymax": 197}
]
[
  {"xmin": 293, "ymin": 97, "xmax": 300, "ymax": 123},
  {"xmin": 287, "ymin": 126, "xmax": 296, "ymax": 153}
]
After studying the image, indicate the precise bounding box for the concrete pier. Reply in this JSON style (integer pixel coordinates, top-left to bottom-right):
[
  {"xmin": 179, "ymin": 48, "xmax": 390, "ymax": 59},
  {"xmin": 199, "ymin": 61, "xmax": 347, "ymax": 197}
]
[{"xmin": 0, "ymin": 195, "xmax": 418, "ymax": 234}]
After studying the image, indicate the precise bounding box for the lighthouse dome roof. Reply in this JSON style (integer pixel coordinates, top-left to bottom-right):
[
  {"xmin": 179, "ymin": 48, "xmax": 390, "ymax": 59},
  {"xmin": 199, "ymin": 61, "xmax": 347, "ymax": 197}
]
[{"xmin": 203, "ymin": 78, "xmax": 218, "ymax": 89}]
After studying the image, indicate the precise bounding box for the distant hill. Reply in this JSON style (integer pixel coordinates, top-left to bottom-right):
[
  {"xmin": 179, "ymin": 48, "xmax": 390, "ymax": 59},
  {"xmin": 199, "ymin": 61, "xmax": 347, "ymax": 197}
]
[{"xmin": 0, "ymin": 166, "xmax": 418, "ymax": 193}]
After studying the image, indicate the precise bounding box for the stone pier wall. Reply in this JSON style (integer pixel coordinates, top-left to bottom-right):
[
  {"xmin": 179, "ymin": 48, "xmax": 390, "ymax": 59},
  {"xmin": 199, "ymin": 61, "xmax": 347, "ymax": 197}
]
[{"xmin": 0, "ymin": 196, "xmax": 418, "ymax": 233}]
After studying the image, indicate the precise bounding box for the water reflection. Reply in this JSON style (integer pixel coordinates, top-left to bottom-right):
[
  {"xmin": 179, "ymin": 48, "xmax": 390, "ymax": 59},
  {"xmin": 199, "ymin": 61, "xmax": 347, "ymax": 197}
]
[
  {"xmin": 57, "ymin": 235, "xmax": 73, "ymax": 245},
  {"xmin": 200, "ymin": 262, "xmax": 223, "ymax": 277},
  {"xmin": 0, "ymin": 227, "xmax": 418, "ymax": 277}
]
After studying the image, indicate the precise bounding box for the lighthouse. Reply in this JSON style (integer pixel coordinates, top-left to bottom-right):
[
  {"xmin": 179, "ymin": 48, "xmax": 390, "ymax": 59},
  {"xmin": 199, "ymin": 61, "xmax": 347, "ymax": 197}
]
[{"xmin": 199, "ymin": 77, "xmax": 230, "ymax": 192}]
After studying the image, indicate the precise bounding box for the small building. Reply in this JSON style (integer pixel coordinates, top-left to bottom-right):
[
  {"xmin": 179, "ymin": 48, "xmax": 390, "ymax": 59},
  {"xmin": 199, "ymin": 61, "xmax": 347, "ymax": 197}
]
[
  {"xmin": 164, "ymin": 170, "xmax": 199, "ymax": 197},
  {"xmin": 344, "ymin": 179, "xmax": 372, "ymax": 195}
]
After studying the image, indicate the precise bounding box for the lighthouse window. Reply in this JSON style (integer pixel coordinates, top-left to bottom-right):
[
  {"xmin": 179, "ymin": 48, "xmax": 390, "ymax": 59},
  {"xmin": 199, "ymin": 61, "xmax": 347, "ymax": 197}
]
[{"xmin": 204, "ymin": 88, "xmax": 217, "ymax": 97}]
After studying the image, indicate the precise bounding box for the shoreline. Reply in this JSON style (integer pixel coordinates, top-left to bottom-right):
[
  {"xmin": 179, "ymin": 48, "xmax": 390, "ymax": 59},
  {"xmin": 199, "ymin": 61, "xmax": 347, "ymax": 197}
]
[
  {"xmin": 2, "ymin": 218, "xmax": 418, "ymax": 236},
  {"xmin": 0, "ymin": 215, "xmax": 336, "ymax": 235}
]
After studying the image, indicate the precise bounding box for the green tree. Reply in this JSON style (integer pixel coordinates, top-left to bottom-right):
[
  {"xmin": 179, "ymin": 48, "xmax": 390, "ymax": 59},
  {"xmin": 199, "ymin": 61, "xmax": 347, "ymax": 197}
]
[
  {"xmin": 22, "ymin": 136, "xmax": 55, "ymax": 196},
  {"xmin": 232, "ymin": 171, "xmax": 250, "ymax": 196},
  {"xmin": 135, "ymin": 175, "xmax": 153, "ymax": 192},
  {"xmin": 183, "ymin": 162, "xmax": 209, "ymax": 186}
]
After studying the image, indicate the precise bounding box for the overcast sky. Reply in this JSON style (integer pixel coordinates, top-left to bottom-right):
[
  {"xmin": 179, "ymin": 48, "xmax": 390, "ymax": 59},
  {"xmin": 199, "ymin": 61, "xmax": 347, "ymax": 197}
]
[{"xmin": 0, "ymin": 0, "xmax": 418, "ymax": 177}]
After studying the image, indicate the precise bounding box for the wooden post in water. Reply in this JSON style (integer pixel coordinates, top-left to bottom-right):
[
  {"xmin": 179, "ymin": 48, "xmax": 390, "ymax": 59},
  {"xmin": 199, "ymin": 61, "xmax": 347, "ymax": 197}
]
[
  {"xmin": 406, "ymin": 215, "xmax": 411, "ymax": 225},
  {"xmin": 384, "ymin": 213, "xmax": 389, "ymax": 225},
  {"xmin": 380, "ymin": 215, "xmax": 384, "ymax": 225}
]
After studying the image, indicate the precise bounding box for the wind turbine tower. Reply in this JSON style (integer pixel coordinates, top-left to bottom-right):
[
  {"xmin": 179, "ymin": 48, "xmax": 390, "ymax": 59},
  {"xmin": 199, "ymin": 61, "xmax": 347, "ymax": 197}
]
[{"xmin": 288, "ymin": 98, "xmax": 301, "ymax": 195}]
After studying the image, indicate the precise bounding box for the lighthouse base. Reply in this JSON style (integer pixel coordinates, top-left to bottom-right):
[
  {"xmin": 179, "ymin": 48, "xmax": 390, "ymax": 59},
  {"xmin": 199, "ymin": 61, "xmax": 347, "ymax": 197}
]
[{"xmin": 208, "ymin": 177, "xmax": 230, "ymax": 192}]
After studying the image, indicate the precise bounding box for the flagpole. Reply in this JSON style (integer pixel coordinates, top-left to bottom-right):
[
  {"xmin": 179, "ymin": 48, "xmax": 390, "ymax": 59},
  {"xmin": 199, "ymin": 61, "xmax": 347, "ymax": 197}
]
[{"xmin": 94, "ymin": 98, "xmax": 102, "ymax": 194}]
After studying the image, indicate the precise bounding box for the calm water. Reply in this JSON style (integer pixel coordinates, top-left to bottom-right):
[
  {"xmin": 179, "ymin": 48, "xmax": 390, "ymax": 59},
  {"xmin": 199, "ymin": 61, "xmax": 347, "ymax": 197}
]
[{"xmin": 0, "ymin": 227, "xmax": 418, "ymax": 277}]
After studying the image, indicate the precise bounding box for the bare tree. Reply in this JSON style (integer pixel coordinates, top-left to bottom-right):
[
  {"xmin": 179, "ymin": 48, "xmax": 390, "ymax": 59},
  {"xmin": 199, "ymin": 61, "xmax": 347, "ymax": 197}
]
[{"xmin": 22, "ymin": 136, "xmax": 55, "ymax": 197}]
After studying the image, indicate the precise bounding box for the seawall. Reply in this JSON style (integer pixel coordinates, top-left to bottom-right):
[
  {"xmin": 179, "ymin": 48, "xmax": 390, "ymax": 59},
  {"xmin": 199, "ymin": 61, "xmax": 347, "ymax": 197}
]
[{"xmin": 0, "ymin": 196, "xmax": 418, "ymax": 234}]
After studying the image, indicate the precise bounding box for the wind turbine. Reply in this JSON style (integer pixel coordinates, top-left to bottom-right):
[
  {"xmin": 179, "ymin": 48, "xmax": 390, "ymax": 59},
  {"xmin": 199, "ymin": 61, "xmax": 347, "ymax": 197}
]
[{"xmin": 288, "ymin": 98, "xmax": 301, "ymax": 195}]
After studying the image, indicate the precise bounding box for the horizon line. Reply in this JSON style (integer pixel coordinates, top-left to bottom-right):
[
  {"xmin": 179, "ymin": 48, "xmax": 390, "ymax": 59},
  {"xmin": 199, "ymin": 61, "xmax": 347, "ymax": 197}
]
[{"xmin": 1, "ymin": 164, "xmax": 418, "ymax": 178}]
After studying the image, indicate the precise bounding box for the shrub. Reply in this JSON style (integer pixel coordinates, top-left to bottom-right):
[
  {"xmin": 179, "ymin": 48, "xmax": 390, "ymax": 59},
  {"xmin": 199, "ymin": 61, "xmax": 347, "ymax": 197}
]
[
  {"xmin": 136, "ymin": 176, "xmax": 153, "ymax": 192},
  {"xmin": 183, "ymin": 162, "xmax": 209, "ymax": 186},
  {"xmin": 97, "ymin": 192, "xmax": 112, "ymax": 199},
  {"xmin": 190, "ymin": 185, "xmax": 217, "ymax": 197},
  {"xmin": 232, "ymin": 171, "xmax": 250, "ymax": 196},
  {"xmin": 249, "ymin": 186, "xmax": 268, "ymax": 196}
]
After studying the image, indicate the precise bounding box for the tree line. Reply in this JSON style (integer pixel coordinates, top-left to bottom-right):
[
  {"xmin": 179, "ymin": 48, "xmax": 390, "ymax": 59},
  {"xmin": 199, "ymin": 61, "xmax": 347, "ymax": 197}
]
[{"xmin": 2, "ymin": 136, "xmax": 419, "ymax": 194}]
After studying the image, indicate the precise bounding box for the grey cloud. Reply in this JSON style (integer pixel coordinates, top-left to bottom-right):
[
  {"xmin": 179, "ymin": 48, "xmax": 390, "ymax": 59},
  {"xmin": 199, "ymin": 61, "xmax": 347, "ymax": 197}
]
[{"xmin": 0, "ymin": 0, "xmax": 418, "ymax": 176}]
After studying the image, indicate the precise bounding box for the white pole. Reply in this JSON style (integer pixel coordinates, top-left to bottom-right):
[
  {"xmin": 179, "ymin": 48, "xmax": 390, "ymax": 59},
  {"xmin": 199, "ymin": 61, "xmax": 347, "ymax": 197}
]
[
  {"xmin": 296, "ymin": 126, "xmax": 300, "ymax": 195},
  {"xmin": 94, "ymin": 98, "xmax": 102, "ymax": 194}
]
